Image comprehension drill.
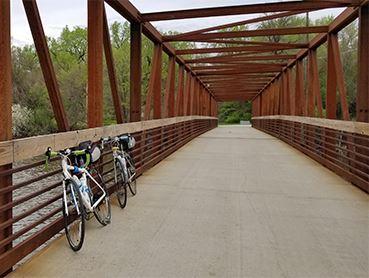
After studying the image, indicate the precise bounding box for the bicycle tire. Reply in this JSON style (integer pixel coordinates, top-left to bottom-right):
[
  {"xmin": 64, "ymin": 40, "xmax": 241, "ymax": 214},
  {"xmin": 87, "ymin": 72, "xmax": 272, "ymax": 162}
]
[
  {"xmin": 91, "ymin": 171, "xmax": 111, "ymax": 226},
  {"xmin": 63, "ymin": 179, "xmax": 85, "ymax": 251},
  {"xmin": 115, "ymin": 160, "xmax": 128, "ymax": 209},
  {"xmin": 126, "ymin": 155, "xmax": 137, "ymax": 196}
]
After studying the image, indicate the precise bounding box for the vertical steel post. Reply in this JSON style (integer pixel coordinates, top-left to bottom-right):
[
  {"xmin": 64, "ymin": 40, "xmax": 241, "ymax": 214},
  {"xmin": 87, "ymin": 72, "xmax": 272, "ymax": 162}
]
[
  {"xmin": 175, "ymin": 65, "xmax": 185, "ymax": 116},
  {"xmin": 311, "ymin": 50, "xmax": 323, "ymax": 117},
  {"xmin": 307, "ymin": 51, "xmax": 315, "ymax": 117},
  {"xmin": 326, "ymin": 34, "xmax": 337, "ymax": 119},
  {"xmin": 357, "ymin": 4, "xmax": 369, "ymax": 123},
  {"xmin": 189, "ymin": 76, "xmax": 195, "ymax": 115},
  {"xmin": 330, "ymin": 34, "xmax": 349, "ymax": 120},
  {"xmin": 164, "ymin": 56, "xmax": 176, "ymax": 118},
  {"xmin": 87, "ymin": 0, "xmax": 104, "ymax": 127},
  {"xmin": 153, "ymin": 44, "xmax": 162, "ymax": 119},
  {"xmin": 183, "ymin": 71, "xmax": 190, "ymax": 116},
  {"xmin": 295, "ymin": 60, "xmax": 305, "ymax": 116},
  {"xmin": 130, "ymin": 22, "xmax": 142, "ymax": 122},
  {"xmin": 0, "ymin": 1, "xmax": 13, "ymax": 273},
  {"xmin": 286, "ymin": 68, "xmax": 292, "ymax": 115},
  {"xmin": 145, "ymin": 44, "xmax": 162, "ymax": 120}
]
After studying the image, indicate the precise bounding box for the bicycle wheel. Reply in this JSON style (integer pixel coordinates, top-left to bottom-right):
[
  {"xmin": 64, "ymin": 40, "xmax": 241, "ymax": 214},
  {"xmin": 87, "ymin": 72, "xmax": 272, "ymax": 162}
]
[
  {"xmin": 63, "ymin": 179, "xmax": 85, "ymax": 251},
  {"xmin": 115, "ymin": 160, "xmax": 127, "ymax": 209},
  {"xmin": 126, "ymin": 155, "xmax": 137, "ymax": 196},
  {"xmin": 91, "ymin": 171, "xmax": 111, "ymax": 226}
]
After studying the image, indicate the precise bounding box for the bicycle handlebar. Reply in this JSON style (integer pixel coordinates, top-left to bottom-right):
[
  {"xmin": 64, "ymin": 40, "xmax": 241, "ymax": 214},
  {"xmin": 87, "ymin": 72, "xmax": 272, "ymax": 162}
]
[{"xmin": 45, "ymin": 147, "xmax": 89, "ymax": 160}]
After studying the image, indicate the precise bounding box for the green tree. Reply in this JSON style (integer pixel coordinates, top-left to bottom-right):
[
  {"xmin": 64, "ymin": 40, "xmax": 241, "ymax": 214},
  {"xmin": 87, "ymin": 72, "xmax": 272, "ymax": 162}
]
[{"xmin": 218, "ymin": 102, "xmax": 252, "ymax": 124}]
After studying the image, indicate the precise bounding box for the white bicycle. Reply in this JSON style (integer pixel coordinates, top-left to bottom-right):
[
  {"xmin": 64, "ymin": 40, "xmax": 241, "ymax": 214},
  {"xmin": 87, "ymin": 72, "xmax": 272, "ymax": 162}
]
[
  {"xmin": 101, "ymin": 134, "xmax": 137, "ymax": 209},
  {"xmin": 45, "ymin": 145, "xmax": 111, "ymax": 251}
]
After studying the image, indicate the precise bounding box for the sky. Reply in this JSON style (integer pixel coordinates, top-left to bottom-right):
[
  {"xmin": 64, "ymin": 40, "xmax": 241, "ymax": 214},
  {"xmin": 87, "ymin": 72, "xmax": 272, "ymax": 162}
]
[{"xmin": 10, "ymin": 0, "xmax": 345, "ymax": 46}]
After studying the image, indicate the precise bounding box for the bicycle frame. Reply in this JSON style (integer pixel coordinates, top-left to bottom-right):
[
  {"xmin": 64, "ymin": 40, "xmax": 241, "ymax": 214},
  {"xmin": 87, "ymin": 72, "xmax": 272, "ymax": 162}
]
[
  {"xmin": 58, "ymin": 153, "xmax": 107, "ymax": 214},
  {"xmin": 101, "ymin": 137, "xmax": 136, "ymax": 187}
]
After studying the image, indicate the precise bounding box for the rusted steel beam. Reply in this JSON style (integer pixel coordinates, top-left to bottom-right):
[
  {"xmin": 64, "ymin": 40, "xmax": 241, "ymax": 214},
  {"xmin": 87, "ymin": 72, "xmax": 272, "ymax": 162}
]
[
  {"xmin": 0, "ymin": 0, "xmax": 11, "ymax": 149},
  {"xmin": 209, "ymin": 84, "xmax": 267, "ymax": 88},
  {"xmin": 153, "ymin": 45, "xmax": 163, "ymax": 119},
  {"xmin": 142, "ymin": 1, "xmax": 353, "ymax": 21},
  {"xmin": 326, "ymin": 34, "xmax": 337, "ymax": 119},
  {"xmin": 286, "ymin": 69, "xmax": 293, "ymax": 115},
  {"xmin": 216, "ymin": 93, "xmax": 258, "ymax": 97},
  {"xmin": 200, "ymin": 76, "xmax": 273, "ymax": 81},
  {"xmin": 0, "ymin": 0, "xmax": 12, "ymax": 270},
  {"xmin": 307, "ymin": 50, "xmax": 323, "ymax": 117},
  {"xmin": 203, "ymin": 51, "xmax": 270, "ymax": 58},
  {"xmin": 200, "ymin": 73, "xmax": 276, "ymax": 79},
  {"xmin": 207, "ymin": 78, "xmax": 270, "ymax": 82},
  {"xmin": 103, "ymin": 8, "xmax": 124, "ymax": 124},
  {"xmin": 145, "ymin": 44, "xmax": 162, "ymax": 120},
  {"xmin": 22, "ymin": 0, "xmax": 69, "ymax": 131},
  {"xmin": 177, "ymin": 48, "xmax": 291, "ymax": 56},
  {"xmin": 183, "ymin": 72, "xmax": 191, "ymax": 116},
  {"xmin": 175, "ymin": 65, "xmax": 185, "ymax": 116},
  {"xmin": 169, "ymin": 10, "xmax": 316, "ymax": 41},
  {"xmin": 196, "ymin": 68, "xmax": 282, "ymax": 76},
  {"xmin": 193, "ymin": 79, "xmax": 198, "ymax": 115},
  {"xmin": 87, "ymin": 0, "xmax": 104, "ymax": 127},
  {"xmin": 295, "ymin": 60, "xmax": 305, "ymax": 116},
  {"xmin": 331, "ymin": 34, "xmax": 350, "ymax": 120},
  {"xmin": 104, "ymin": 0, "xmax": 205, "ymax": 89},
  {"xmin": 189, "ymin": 77, "xmax": 196, "ymax": 115},
  {"xmin": 217, "ymin": 97, "xmax": 255, "ymax": 101},
  {"xmin": 167, "ymin": 26, "xmax": 329, "ymax": 42},
  {"xmin": 164, "ymin": 56, "xmax": 176, "ymax": 117},
  {"xmin": 194, "ymin": 61, "xmax": 286, "ymax": 67},
  {"xmin": 214, "ymin": 88, "xmax": 265, "ymax": 93},
  {"xmin": 211, "ymin": 83, "xmax": 264, "ymax": 88},
  {"xmin": 281, "ymin": 72, "xmax": 288, "ymax": 114},
  {"xmin": 186, "ymin": 54, "xmax": 295, "ymax": 64},
  {"xmin": 187, "ymin": 39, "xmax": 309, "ymax": 48},
  {"xmin": 199, "ymin": 85, "xmax": 203, "ymax": 115},
  {"xmin": 357, "ymin": 4, "xmax": 369, "ymax": 123},
  {"xmin": 192, "ymin": 62, "xmax": 289, "ymax": 68},
  {"xmin": 307, "ymin": 51, "xmax": 315, "ymax": 117},
  {"xmin": 312, "ymin": 51, "xmax": 323, "ymax": 117},
  {"xmin": 130, "ymin": 22, "xmax": 142, "ymax": 122},
  {"xmin": 274, "ymin": 81, "xmax": 281, "ymax": 115},
  {"xmin": 191, "ymin": 63, "xmax": 285, "ymax": 71},
  {"xmin": 213, "ymin": 90, "xmax": 264, "ymax": 94},
  {"xmin": 213, "ymin": 90, "xmax": 260, "ymax": 94},
  {"xmin": 255, "ymin": 6, "xmax": 361, "ymax": 102},
  {"xmin": 208, "ymin": 95, "xmax": 213, "ymax": 116},
  {"xmin": 327, "ymin": 34, "xmax": 350, "ymax": 120}
]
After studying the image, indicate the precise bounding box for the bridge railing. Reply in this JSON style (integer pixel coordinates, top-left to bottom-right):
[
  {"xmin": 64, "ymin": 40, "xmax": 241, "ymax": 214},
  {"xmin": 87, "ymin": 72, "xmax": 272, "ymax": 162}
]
[
  {"xmin": 252, "ymin": 116, "xmax": 369, "ymax": 193},
  {"xmin": 0, "ymin": 116, "xmax": 217, "ymax": 275}
]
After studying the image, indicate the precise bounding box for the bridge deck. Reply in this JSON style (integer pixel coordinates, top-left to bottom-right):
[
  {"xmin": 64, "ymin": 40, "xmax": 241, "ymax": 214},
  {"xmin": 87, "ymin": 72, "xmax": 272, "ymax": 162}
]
[{"xmin": 10, "ymin": 126, "xmax": 368, "ymax": 278}]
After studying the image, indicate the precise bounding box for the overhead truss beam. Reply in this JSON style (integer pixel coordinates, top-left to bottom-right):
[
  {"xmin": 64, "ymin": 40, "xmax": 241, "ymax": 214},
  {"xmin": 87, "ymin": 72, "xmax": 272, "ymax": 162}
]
[{"xmin": 141, "ymin": 1, "xmax": 355, "ymax": 21}]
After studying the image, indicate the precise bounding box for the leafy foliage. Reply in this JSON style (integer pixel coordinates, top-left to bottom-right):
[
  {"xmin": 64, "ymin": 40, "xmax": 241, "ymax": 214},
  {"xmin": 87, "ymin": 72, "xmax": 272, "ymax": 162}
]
[
  {"xmin": 11, "ymin": 22, "xmax": 193, "ymax": 137},
  {"xmin": 218, "ymin": 102, "xmax": 252, "ymax": 124}
]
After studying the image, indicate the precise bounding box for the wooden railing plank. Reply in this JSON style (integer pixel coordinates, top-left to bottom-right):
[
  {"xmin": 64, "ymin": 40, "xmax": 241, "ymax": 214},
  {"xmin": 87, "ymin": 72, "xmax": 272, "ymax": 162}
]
[
  {"xmin": 0, "ymin": 117, "xmax": 217, "ymax": 166},
  {"xmin": 252, "ymin": 116, "xmax": 369, "ymax": 136}
]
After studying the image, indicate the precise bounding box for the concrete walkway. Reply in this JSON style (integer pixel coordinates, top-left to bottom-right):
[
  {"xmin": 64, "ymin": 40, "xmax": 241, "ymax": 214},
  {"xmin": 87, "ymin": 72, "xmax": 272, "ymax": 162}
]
[{"xmin": 11, "ymin": 126, "xmax": 369, "ymax": 278}]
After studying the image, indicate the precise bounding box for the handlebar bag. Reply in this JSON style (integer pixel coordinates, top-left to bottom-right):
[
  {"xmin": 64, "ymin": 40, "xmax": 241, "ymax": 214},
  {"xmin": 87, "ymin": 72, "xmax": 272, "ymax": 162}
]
[{"xmin": 119, "ymin": 135, "xmax": 136, "ymax": 151}]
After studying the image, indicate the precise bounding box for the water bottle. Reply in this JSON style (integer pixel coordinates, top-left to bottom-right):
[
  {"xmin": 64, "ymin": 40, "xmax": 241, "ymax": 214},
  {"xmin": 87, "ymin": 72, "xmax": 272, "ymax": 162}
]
[{"xmin": 74, "ymin": 174, "xmax": 93, "ymax": 212}]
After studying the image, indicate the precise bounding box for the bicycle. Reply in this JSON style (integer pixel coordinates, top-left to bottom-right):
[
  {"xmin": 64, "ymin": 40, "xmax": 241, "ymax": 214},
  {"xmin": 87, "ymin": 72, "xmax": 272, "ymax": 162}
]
[
  {"xmin": 45, "ymin": 145, "xmax": 111, "ymax": 251},
  {"xmin": 101, "ymin": 134, "xmax": 137, "ymax": 209}
]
